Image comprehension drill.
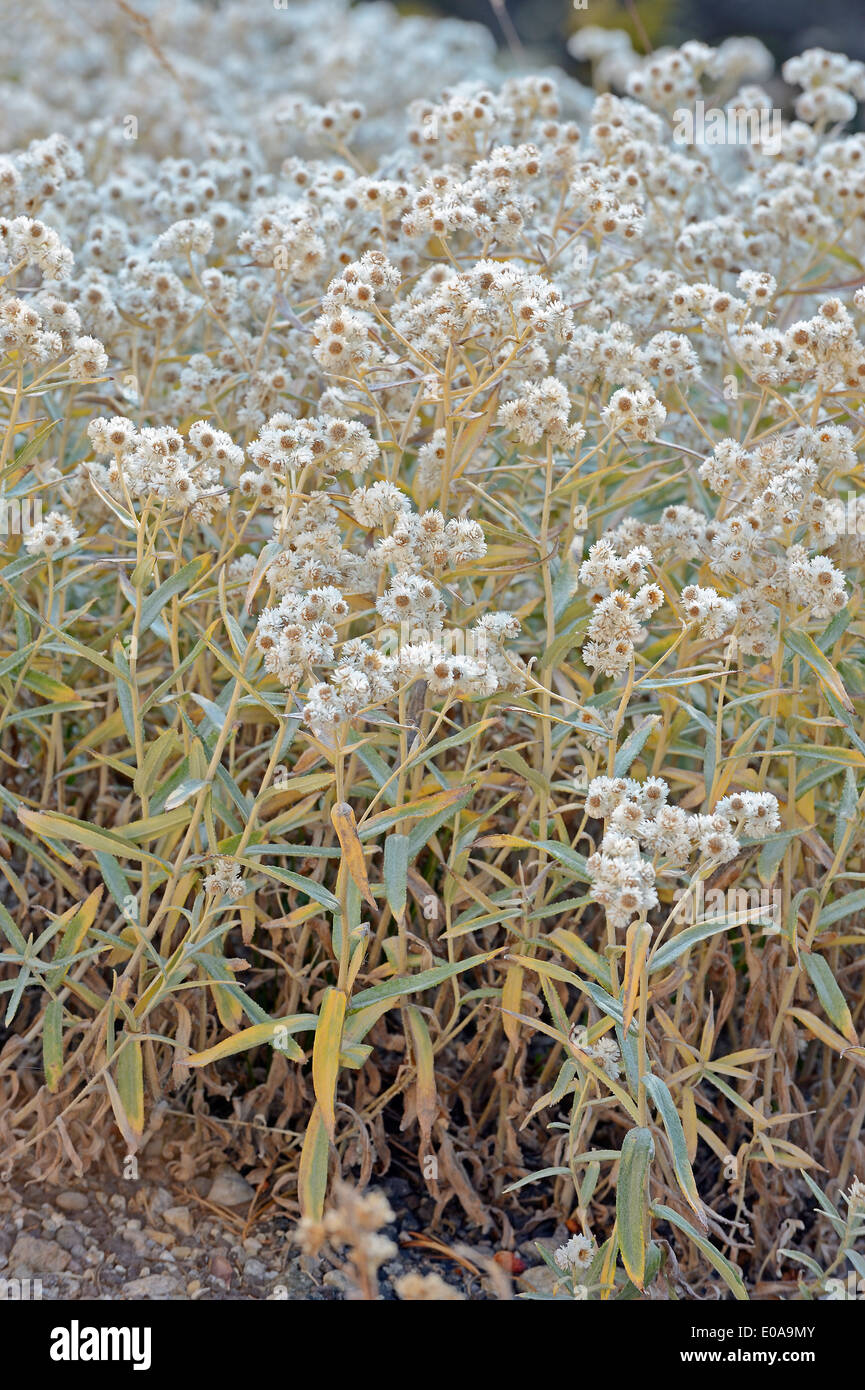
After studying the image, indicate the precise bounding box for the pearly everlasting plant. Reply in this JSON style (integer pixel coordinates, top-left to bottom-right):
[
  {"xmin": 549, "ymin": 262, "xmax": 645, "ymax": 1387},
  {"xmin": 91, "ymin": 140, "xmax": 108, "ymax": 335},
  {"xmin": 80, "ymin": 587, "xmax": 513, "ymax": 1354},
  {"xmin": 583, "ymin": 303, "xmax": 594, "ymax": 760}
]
[{"xmin": 0, "ymin": 0, "xmax": 863, "ymax": 1304}]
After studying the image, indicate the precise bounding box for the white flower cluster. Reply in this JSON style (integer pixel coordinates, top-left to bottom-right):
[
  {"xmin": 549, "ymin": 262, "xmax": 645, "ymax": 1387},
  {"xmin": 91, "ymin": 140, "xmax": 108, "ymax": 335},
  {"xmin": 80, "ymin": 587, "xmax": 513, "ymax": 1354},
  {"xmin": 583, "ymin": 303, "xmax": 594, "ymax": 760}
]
[
  {"xmin": 23, "ymin": 509, "xmax": 79, "ymax": 558},
  {"xmin": 85, "ymin": 416, "xmax": 237, "ymax": 522},
  {"xmin": 583, "ymin": 776, "xmax": 779, "ymax": 932},
  {"xmin": 0, "ymin": 215, "xmax": 73, "ymax": 279},
  {"xmin": 498, "ymin": 378, "xmax": 585, "ymax": 450},
  {"xmin": 602, "ymin": 387, "xmax": 666, "ymax": 442},
  {"xmin": 255, "ymin": 555, "xmax": 524, "ymax": 736},
  {"xmin": 202, "ymin": 857, "xmax": 245, "ymax": 901},
  {"xmin": 580, "ymin": 584, "xmax": 665, "ymax": 679},
  {"xmin": 2, "ymin": 1, "xmax": 864, "ymax": 785},
  {"xmin": 568, "ymin": 1025, "xmax": 622, "ymax": 1081},
  {"xmin": 782, "ymin": 49, "xmax": 865, "ymax": 125},
  {"xmin": 242, "ymin": 413, "xmax": 380, "ymax": 498},
  {"xmin": 554, "ymin": 1232, "xmax": 596, "ymax": 1274}
]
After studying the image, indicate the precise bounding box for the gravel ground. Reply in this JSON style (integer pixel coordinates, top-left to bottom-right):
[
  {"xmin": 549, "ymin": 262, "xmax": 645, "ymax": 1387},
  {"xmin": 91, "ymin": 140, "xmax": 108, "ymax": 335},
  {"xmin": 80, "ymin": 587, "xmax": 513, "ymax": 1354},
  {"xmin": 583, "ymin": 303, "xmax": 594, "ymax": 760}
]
[{"xmin": 0, "ymin": 1164, "xmax": 565, "ymax": 1301}]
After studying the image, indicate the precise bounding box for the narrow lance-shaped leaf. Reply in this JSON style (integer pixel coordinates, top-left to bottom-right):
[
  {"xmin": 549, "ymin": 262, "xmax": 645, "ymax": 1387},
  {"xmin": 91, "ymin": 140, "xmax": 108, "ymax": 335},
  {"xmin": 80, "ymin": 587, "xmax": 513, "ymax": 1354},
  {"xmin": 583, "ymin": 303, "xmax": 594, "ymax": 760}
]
[
  {"xmin": 406, "ymin": 1005, "xmax": 437, "ymax": 1155},
  {"xmin": 330, "ymin": 802, "xmax": 376, "ymax": 911},
  {"xmin": 784, "ymin": 628, "xmax": 853, "ymax": 713},
  {"xmin": 115, "ymin": 1036, "xmax": 145, "ymax": 1144},
  {"xmin": 652, "ymin": 1202, "xmax": 748, "ymax": 1301},
  {"xmin": 298, "ymin": 1103, "xmax": 330, "ymax": 1221},
  {"xmin": 312, "ymin": 987, "xmax": 346, "ymax": 1139},
  {"xmin": 621, "ymin": 919, "xmax": 651, "ymax": 1034},
  {"xmin": 348, "ymin": 950, "xmax": 498, "ymax": 1012},
  {"xmin": 788, "ymin": 1007, "xmax": 854, "ymax": 1054},
  {"xmin": 186, "ymin": 1015, "xmax": 314, "ymax": 1066},
  {"xmin": 802, "ymin": 952, "xmax": 858, "ymax": 1045},
  {"xmin": 383, "ymin": 832, "xmax": 409, "ymax": 920},
  {"xmin": 501, "ymin": 962, "xmax": 524, "ymax": 1047},
  {"xmin": 643, "ymin": 1073, "xmax": 706, "ymax": 1228},
  {"xmin": 616, "ymin": 1127, "xmax": 654, "ymax": 1290},
  {"xmin": 42, "ymin": 998, "xmax": 64, "ymax": 1093}
]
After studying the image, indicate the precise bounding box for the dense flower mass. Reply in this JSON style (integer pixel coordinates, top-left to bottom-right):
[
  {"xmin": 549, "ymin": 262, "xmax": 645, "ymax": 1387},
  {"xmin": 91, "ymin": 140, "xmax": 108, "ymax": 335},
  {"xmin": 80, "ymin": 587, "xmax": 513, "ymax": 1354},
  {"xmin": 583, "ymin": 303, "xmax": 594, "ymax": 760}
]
[
  {"xmin": 3, "ymin": 4, "xmax": 863, "ymax": 719},
  {"xmin": 2, "ymin": 0, "xmax": 865, "ymax": 1304}
]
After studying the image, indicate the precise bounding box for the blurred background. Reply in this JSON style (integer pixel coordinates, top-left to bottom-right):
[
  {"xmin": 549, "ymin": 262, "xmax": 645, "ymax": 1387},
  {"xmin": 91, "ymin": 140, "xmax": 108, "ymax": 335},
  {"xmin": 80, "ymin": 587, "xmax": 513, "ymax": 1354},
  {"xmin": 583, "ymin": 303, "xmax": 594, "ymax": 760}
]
[{"xmin": 376, "ymin": 0, "xmax": 865, "ymax": 65}]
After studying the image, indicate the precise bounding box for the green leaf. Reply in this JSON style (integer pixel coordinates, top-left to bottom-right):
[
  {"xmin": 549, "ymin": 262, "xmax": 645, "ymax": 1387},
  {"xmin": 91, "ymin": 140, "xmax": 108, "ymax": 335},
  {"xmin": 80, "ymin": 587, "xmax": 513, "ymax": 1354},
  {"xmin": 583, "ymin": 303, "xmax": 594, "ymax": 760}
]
[
  {"xmin": 651, "ymin": 914, "xmax": 756, "ymax": 972},
  {"xmin": 758, "ymin": 829, "xmax": 798, "ymax": 886},
  {"xmin": 188, "ymin": 692, "xmax": 228, "ymax": 734},
  {"xmin": 298, "ymin": 1103, "xmax": 330, "ymax": 1221},
  {"xmin": 802, "ymin": 951, "xmax": 857, "ymax": 1044},
  {"xmin": 783, "ymin": 628, "xmax": 853, "ymax": 711},
  {"xmin": 349, "ymin": 951, "xmax": 496, "ymax": 1012},
  {"xmin": 614, "ymin": 718, "xmax": 658, "ymax": 777},
  {"xmin": 776, "ymin": 1249, "xmax": 826, "ymax": 1280},
  {"xmin": 552, "ymin": 548, "xmax": 581, "ymax": 621},
  {"xmin": 115, "ymin": 1037, "xmax": 145, "ymax": 1142},
  {"xmin": 164, "ymin": 777, "xmax": 209, "ymax": 811},
  {"xmin": 111, "ymin": 642, "xmax": 137, "ymax": 747},
  {"xmin": 815, "ymin": 609, "xmax": 852, "ymax": 653},
  {"xmin": 94, "ymin": 853, "xmax": 133, "ymax": 916},
  {"xmin": 818, "ymin": 889, "xmax": 865, "ymax": 929},
  {"xmin": 834, "ymin": 768, "xmax": 859, "ymax": 854},
  {"xmin": 801, "ymin": 1168, "xmax": 841, "ymax": 1220},
  {"xmin": 404, "ymin": 719, "xmax": 498, "ymax": 773},
  {"xmin": 0, "ymin": 902, "xmax": 28, "ymax": 953},
  {"xmin": 1, "ymin": 417, "xmax": 58, "ymax": 483},
  {"xmin": 139, "ymin": 556, "xmax": 210, "ymax": 634},
  {"xmin": 236, "ymin": 860, "xmax": 340, "ymax": 913},
  {"xmin": 539, "ymin": 839, "xmax": 590, "ymax": 882},
  {"xmin": 133, "ymin": 728, "xmax": 179, "ymax": 800},
  {"xmin": 503, "ymin": 1166, "xmax": 573, "ymax": 1194},
  {"xmin": 652, "ymin": 1203, "xmax": 748, "ymax": 1300},
  {"xmin": 643, "ymin": 1074, "xmax": 705, "ymax": 1225},
  {"xmin": 617, "ymin": 1127, "xmax": 654, "ymax": 1289},
  {"xmin": 42, "ymin": 998, "xmax": 64, "ymax": 1092},
  {"xmin": 383, "ymin": 833, "xmax": 409, "ymax": 920}
]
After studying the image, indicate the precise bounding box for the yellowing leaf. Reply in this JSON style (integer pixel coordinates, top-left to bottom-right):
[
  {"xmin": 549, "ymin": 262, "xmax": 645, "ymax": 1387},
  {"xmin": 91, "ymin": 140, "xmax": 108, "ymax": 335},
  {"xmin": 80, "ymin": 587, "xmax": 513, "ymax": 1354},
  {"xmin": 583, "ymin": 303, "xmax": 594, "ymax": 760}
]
[
  {"xmin": 501, "ymin": 962, "xmax": 524, "ymax": 1047},
  {"xmin": 330, "ymin": 802, "xmax": 376, "ymax": 910},
  {"xmin": 186, "ymin": 1015, "xmax": 312, "ymax": 1066},
  {"xmin": 298, "ymin": 1103, "xmax": 330, "ymax": 1221},
  {"xmin": 17, "ymin": 808, "xmax": 166, "ymax": 866},
  {"xmin": 783, "ymin": 629, "xmax": 853, "ymax": 712},
  {"xmin": 47, "ymin": 885, "xmax": 104, "ymax": 988},
  {"xmin": 312, "ymin": 987, "xmax": 346, "ymax": 1138},
  {"xmin": 114, "ymin": 1037, "xmax": 144, "ymax": 1144},
  {"xmin": 406, "ymin": 1004, "xmax": 437, "ymax": 1154},
  {"xmin": 621, "ymin": 919, "xmax": 651, "ymax": 1034},
  {"xmin": 789, "ymin": 1006, "xmax": 854, "ymax": 1054}
]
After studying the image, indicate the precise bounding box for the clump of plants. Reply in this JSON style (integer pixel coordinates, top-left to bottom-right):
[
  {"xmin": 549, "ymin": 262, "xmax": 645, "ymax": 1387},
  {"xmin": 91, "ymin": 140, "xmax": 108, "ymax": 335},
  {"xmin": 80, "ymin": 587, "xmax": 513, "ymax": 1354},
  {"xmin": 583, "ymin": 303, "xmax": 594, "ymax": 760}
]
[{"xmin": 0, "ymin": 0, "xmax": 864, "ymax": 1300}]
